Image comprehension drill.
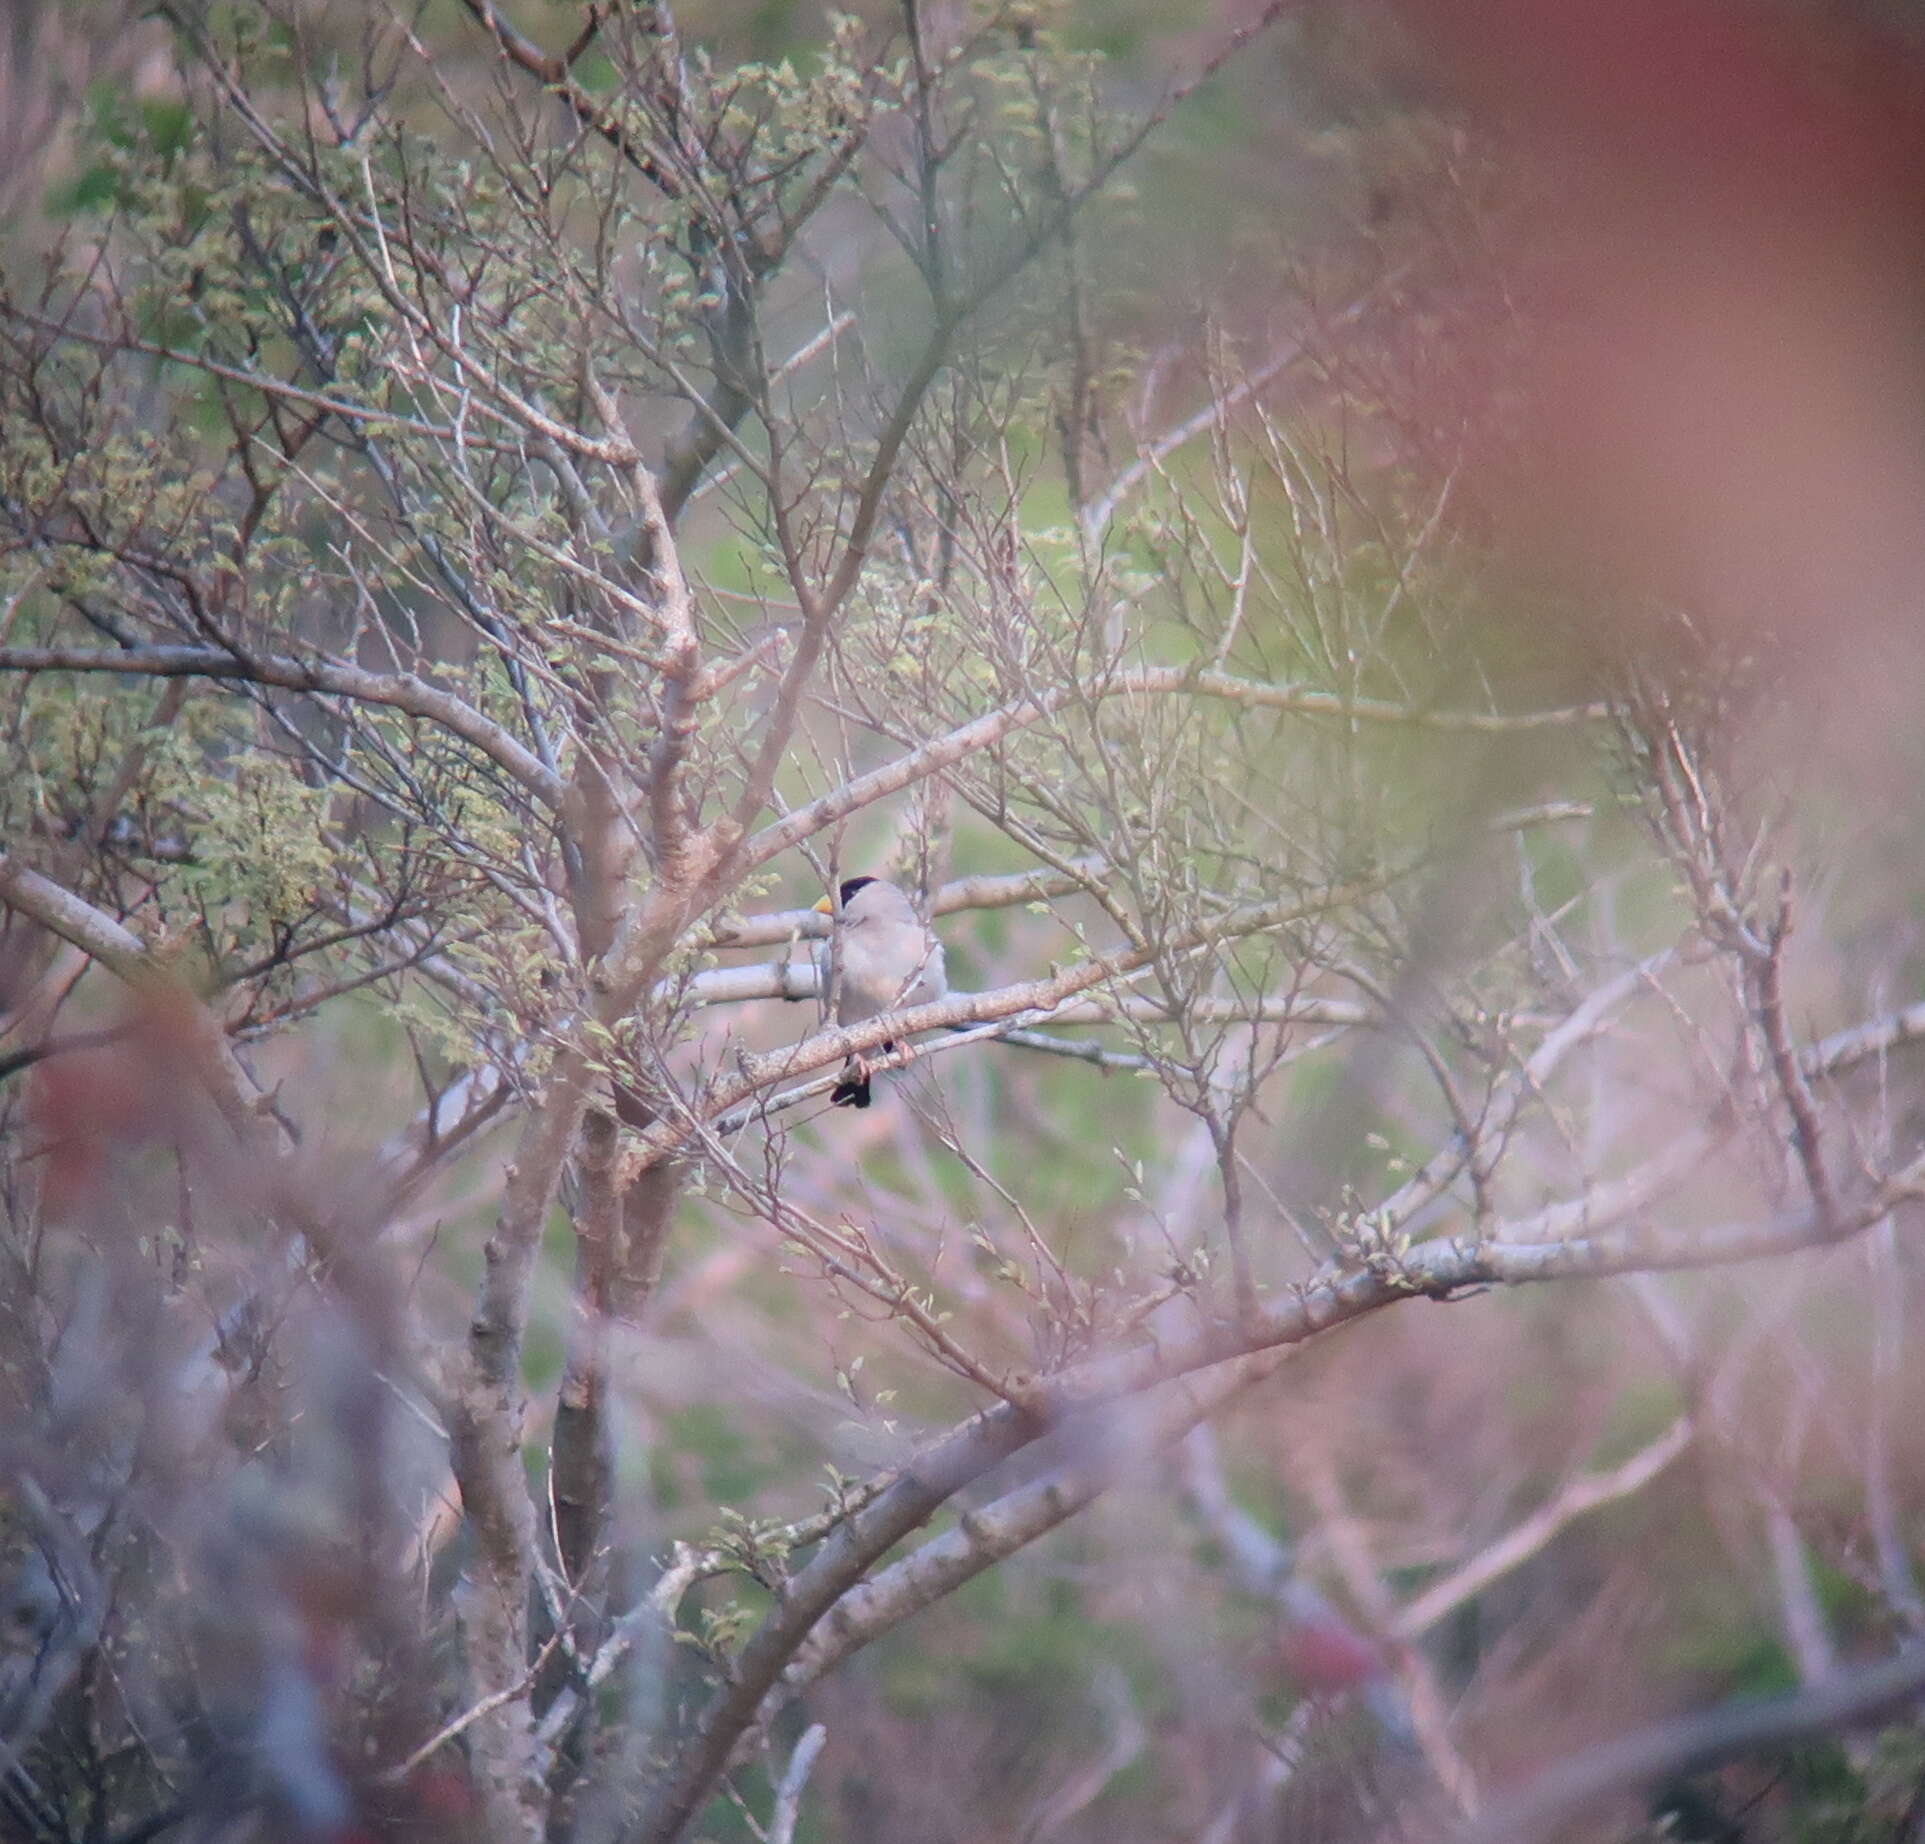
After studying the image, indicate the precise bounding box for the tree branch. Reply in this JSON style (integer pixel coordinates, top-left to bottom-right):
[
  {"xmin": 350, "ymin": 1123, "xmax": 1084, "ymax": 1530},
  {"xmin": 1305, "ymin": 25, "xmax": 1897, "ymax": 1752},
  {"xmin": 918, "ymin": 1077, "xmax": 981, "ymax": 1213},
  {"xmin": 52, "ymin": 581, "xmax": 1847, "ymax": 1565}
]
[
  {"xmin": 0, "ymin": 646, "xmax": 566, "ymax": 809},
  {"xmin": 781, "ymin": 1350, "xmax": 1288, "ymax": 1697},
  {"xmin": 741, "ymin": 668, "xmax": 1609, "ymax": 875},
  {"xmin": 631, "ymin": 1147, "xmax": 1925, "ymax": 1844},
  {"xmin": 1395, "ymin": 1417, "xmax": 1695, "ymax": 1638},
  {"xmin": 1451, "ymin": 1641, "xmax": 1925, "ymax": 1844}
]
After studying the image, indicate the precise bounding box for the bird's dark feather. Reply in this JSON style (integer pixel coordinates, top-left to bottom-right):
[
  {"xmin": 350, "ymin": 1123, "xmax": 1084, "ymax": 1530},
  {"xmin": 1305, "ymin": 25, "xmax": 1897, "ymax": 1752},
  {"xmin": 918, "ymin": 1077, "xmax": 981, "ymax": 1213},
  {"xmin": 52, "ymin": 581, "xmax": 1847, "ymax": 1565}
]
[{"xmin": 831, "ymin": 1070, "xmax": 872, "ymax": 1108}]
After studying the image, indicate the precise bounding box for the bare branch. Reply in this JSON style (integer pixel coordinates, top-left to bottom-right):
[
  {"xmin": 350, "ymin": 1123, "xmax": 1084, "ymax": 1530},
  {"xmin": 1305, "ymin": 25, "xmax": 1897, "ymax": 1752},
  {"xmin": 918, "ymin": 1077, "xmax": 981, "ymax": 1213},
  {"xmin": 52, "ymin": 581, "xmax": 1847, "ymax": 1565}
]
[
  {"xmin": 767, "ymin": 1724, "xmax": 827, "ymax": 1844},
  {"xmin": 1450, "ymin": 1642, "xmax": 1925, "ymax": 1844},
  {"xmin": 783, "ymin": 1350, "xmax": 1287, "ymax": 1694},
  {"xmin": 0, "ymin": 852, "xmax": 147, "ymax": 979},
  {"xmin": 742, "ymin": 668, "xmax": 1609, "ymax": 873},
  {"xmin": 1395, "ymin": 1417, "xmax": 1695, "ymax": 1637},
  {"xmin": 0, "ymin": 647, "xmax": 567, "ymax": 808}
]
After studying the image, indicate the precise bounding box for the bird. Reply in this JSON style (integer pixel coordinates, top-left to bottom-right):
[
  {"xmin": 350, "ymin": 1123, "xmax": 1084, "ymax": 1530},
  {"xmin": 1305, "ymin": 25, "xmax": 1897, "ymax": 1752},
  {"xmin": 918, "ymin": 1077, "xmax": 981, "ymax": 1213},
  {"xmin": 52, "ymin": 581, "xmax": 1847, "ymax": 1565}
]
[{"xmin": 812, "ymin": 876, "xmax": 947, "ymax": 1108}]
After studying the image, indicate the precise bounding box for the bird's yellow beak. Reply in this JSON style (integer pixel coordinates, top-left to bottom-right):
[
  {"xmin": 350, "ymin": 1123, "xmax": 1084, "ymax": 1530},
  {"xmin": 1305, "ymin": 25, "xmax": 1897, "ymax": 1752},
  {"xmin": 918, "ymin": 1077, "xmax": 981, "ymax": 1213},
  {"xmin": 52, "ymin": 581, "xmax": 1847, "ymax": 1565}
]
[{"xmin": 812, "ymin": 895, "xmax": 834, "ymax": 915}]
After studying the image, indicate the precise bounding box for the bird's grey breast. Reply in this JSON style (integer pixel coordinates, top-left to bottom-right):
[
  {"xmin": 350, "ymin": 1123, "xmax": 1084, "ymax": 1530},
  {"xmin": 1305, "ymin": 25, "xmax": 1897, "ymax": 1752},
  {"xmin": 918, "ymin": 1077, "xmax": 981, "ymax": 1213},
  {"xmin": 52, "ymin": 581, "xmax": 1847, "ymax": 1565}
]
[{"xmin": 836, "ymin": 917, "xmax": 943, "ymax": 1020}]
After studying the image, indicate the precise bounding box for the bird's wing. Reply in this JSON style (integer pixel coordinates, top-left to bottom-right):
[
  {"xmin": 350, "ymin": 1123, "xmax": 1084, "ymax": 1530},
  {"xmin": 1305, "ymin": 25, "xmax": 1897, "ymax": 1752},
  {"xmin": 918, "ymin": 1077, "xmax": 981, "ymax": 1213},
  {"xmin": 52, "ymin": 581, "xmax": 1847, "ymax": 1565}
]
[{"xmin": 908, "ymin": 937, "xmax": 946, "ymax": 1005}]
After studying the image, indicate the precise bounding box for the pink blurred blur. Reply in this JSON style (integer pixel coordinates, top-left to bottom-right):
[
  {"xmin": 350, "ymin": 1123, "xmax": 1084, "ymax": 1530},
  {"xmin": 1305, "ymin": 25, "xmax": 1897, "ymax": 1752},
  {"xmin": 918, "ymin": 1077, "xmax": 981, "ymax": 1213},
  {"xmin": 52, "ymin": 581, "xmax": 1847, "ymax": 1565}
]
[{"xmin": 1396, "ymin": 0, "xmax": 1925, "ymax": 674}]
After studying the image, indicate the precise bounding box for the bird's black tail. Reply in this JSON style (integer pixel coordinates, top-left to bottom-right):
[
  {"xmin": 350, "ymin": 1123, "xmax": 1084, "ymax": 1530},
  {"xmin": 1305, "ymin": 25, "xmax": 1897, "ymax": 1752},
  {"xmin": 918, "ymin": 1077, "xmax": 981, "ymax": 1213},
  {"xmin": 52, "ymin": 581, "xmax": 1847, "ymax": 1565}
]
[{"xmin": 832, "ymin": 1041, "xmax": 896, "ymax": 1109}]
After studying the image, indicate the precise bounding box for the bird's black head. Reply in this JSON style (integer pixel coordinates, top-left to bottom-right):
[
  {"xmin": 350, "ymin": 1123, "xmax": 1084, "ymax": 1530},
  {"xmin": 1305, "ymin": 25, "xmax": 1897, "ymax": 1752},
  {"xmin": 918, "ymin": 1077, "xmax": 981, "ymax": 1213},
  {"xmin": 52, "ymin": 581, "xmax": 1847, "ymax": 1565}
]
[{"xmin": 837, "ymin": 876, "xmax": 877, "ymax": 907}]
